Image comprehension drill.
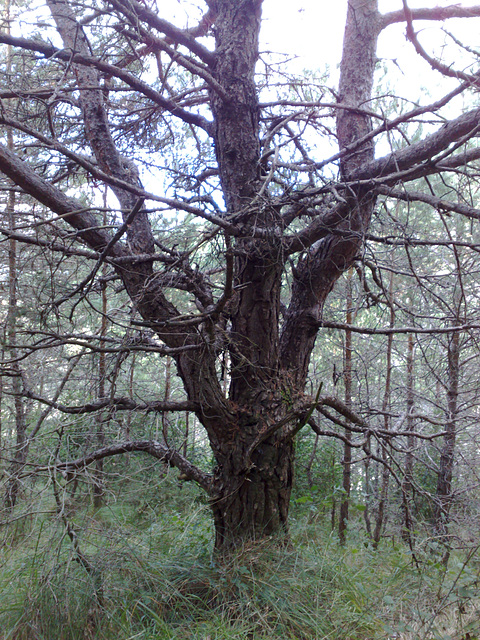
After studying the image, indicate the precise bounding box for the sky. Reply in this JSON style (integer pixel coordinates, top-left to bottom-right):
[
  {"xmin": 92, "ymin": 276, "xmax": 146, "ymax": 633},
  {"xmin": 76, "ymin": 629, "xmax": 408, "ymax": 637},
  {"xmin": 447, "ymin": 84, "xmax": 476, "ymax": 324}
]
[
  {"xmin": 255, "ymin": 0, "xmax": 480, "ymax": 107},
  {"xmin": 260, "ymin": 0, "xmax": 346, "ymax": 69},
  {"xmin": 9, "ymin": 0, "xmax": 480, "ymax": 210},
  {"xmin": 260, "ymin": 0, "xmax": 480, "ymax": 76},
  {"xmin": 20, "ymin": 0, "xmax": 480, "ymax": 83},
  {"xmin": 14, "ymin": 0, "xmax": 480, "ymax": 146}
]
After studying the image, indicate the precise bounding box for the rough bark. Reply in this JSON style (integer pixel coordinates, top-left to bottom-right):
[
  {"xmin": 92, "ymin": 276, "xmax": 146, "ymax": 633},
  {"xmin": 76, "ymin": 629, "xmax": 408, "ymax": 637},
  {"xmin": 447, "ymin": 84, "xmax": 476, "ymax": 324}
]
[{"xmin": 212, "ymin": 432, "xmax": 294, "ymax": 548}]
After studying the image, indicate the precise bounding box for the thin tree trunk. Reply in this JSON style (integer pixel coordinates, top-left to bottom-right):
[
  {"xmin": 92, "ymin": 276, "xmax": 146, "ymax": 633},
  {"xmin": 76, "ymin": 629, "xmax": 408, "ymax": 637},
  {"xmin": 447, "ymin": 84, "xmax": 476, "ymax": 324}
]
[
  {"xmin": 3, "ymin": 0, "xmax": 26, "ymax": 509},
  {"xmin": 183, "ymin": 412, "xmax": 189, "ymax": 458},
  {"xmin": 401, "ymin": 332, "xmax": 415, "ymax": 544},
  {"xmin": 373, "ymin": 272, "xmax": 394, "ymax": 548},
  {"xmin": 373, "ymin": 444, "xmax": 390, "ymax": 549},
  {"xmin": 4, "ymin": 185, "xmax": 26, "ymax": 511},
  {"xmin": 339, "ymin": 268, "xmax": 353, "ymax": 544},
  {"xmin": 93, "ymin": 273, "xmax": 107, "ymax": 508},
  {"xmin": 162, "ymin": 356, "xmax": 171, "ymax": 445},
  {"xmin": 306, "ymin": 433, "xmax": 319, "ymax": 489},
  {"xmin": 434, "ymin": 329, "xmax": 460, "ymax": 537},
  {"xmin": 331, "ymin": 447, "xmax": 337, "ymax": 531},
  {"xmin": 363, "ymin": 433, "xmax": 373, "ymax": 538},
  {"xmin": 126, "ymin": 352, "xmax": 135, "ymax": 442}
]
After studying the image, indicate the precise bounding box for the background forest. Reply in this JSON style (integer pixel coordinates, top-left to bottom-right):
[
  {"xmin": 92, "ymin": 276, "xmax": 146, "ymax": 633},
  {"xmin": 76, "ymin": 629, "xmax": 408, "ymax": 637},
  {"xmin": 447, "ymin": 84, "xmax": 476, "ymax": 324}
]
[{"xmin": 1, "ymin": 0, "xmax": 480, "ymax": 638}]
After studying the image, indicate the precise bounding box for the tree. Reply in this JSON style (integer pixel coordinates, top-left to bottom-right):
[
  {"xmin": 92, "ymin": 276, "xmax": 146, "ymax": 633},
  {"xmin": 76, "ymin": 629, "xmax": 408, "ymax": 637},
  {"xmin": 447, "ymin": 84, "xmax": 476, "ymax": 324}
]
[{"xmin": 1, "ymin": 0, "xmax": 480, "ymax": 550}]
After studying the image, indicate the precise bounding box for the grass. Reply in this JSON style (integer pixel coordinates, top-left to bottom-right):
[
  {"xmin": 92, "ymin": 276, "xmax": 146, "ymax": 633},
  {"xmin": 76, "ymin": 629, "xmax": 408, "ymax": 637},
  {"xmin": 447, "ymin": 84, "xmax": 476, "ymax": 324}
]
[{"xmin": 0, "ymin": 475, "xmax": 479, "ymax": 639}]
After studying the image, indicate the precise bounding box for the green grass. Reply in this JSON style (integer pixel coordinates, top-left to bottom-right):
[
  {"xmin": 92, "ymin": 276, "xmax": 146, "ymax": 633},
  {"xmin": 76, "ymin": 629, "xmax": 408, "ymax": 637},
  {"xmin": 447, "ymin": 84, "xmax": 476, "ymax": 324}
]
[{"xmin": 1, "ymin": 477, "xmax": 479, "ymax": 639}]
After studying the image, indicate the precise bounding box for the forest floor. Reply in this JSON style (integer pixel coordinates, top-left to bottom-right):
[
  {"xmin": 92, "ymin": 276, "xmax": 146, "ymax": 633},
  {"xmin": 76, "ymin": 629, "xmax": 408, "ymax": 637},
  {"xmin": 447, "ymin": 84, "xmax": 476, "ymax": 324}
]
[{"xmin": 0, "ymin": 472, "xmax": 479, "ymax": 640}]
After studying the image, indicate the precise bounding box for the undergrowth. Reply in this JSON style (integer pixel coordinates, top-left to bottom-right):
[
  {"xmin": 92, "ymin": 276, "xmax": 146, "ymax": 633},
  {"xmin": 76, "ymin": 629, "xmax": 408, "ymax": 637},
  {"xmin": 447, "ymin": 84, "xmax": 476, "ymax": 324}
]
[{"xmin": 0, "ymin": 475, "xmax": 479, "ymax": 639}]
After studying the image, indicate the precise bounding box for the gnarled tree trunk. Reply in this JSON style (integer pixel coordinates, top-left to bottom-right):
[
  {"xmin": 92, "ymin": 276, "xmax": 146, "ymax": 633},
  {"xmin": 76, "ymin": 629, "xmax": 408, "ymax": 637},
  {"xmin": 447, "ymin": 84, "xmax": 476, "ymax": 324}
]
[
  {"xmin": 212, "ymin": 433, "xmax": 294, "ymax": 548},
  {"xmin": 2, "ymin": 0, "xmax": 478, "ymax": 551},
  {"xmin": 0, "ymin": 0, "xmax": 381, "ymax": 549}
]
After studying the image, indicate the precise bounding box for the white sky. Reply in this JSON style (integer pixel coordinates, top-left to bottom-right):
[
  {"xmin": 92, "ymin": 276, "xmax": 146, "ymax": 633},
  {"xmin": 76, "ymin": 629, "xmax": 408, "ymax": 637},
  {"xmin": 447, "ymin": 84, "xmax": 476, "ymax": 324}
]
[
  {"xmin": 257, "ymin": 0, "xmax": 480, "ymax": 105},
  {"xmin": 261, "ymin": 0, "xmax": 346, "ymax": 69},
  {"xmin": 261, "ymin": 0, "xmax": 480, "ymax": 68},
  {"xmin": 20, "ymin": 0, "xmax": 480, "ymax": 86},
  {"xmin": 10, "ymin": 0, "xmax": 480, "ymax": 209}
]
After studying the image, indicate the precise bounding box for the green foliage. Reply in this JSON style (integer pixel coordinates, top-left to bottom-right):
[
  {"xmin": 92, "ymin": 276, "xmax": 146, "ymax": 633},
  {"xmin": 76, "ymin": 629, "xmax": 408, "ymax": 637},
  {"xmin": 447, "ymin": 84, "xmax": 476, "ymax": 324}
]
[{"xmin": 293, "ymin": 434, "xmax": 343, "ymax": 503}]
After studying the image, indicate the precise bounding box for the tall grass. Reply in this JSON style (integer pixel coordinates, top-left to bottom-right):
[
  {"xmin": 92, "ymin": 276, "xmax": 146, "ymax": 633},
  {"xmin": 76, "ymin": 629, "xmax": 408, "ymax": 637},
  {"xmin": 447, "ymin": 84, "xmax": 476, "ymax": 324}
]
[{"xmin": 1, "ymin": 476, "xmax": 479, "ymax": 639}]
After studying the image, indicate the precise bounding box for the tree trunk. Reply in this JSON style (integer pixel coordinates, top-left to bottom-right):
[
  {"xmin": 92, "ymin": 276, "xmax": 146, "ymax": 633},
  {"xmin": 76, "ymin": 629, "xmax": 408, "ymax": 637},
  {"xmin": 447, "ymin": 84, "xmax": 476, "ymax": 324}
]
[
  {"xmin": 211, "ymin": 433, "xmax": 294, "ymax": 550},
  {"xmin": 4, "ymin": 187, "xmax": 27, "ymax": 511},
  {"xmin": 373, "ymin": 444, "xmax": 389, "ymax": 549},
  {"xmin": 434, "ymin": 329, "xmax": 460, "ymax": 537},
  {"xmin": 306, "ymin": 433, "xmax": 319, "ymax": 489},
  {"xmin": 339, "ymin": 268, "xmax": 354, "ymax": 545},
  {"xmin": 401, "ymin": 332, "xmax": 415, "ymax": 544},
  {"xmin": 363, "ymin": 433, "xmax": 373, "ymax": 539},
  {"xmin": 93, "ymin": 268, "xmax": 108, "ymax": 508},
  {"xmin": 3, "ymin": 11, "xmax": 27, "ymax": 509},
  {"xmin": 162, "ymin": 356, "xmax": 172, "ymax": 444},
  {"xmin": 373, "ymin": 272, "xmax": 394, "ymax": 548}
]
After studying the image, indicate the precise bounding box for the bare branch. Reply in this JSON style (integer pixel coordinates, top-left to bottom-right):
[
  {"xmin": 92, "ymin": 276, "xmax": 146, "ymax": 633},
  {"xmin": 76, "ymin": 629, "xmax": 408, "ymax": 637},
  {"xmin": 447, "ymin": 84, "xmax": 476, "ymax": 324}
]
[
  {"xmin": 0, "ymin": 32, "xmax": 212, "ymax": 132},
  {"xmin": 320, "ymin": 320, "xmax": 480, "ymax": 336},
  {"xmin": 351, "ymin": 106, "xmax": 480, "ymax": 183},
  {"xmin": 107, "ymin": 0, "xmax": 215, "ymax": 65},
  {"xmin": 51, "ymin": 440, "xmax": 213, "ymax": 493},
  {"xmin": 23, "ymin": 389, "xmax": 197, "ymax": 414},
  {"xmin": 376, "ymin": 185, "xmax": 480, "ymax": 221},
  {"xmin": 0, "ymin": 144, "xmax": 120, "ymax": 253},
  {"xmin": 380, "ymin": 4, "xmax": 480, "ymax": 31},
  {"xmin": 399, "ymin": 0, "xmax": 480, "ymax": 86}
]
